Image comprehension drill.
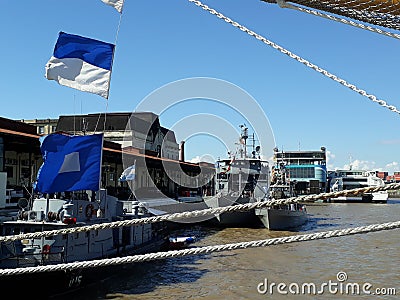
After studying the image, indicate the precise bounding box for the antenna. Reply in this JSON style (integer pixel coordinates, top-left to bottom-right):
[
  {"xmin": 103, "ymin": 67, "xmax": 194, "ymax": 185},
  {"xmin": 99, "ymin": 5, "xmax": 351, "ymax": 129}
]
[
  {"xmin": 239, "ymin": 124, "xmax": 248, "ymax": 158},
  {"xmin": 82, "ymin": 118, "xmax": 88, "ymax": 135},
  {"xmin": 349, "ymin": 154, "xmax": 353, "ymax": 170}
]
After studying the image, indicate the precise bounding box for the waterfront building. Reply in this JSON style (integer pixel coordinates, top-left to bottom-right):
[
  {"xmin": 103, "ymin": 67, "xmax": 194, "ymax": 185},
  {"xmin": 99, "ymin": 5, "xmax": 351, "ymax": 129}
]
[
  {"xmin": 21, "ymin": 118, "xmax": 58, "ymax": 135},
  {"xmin": 56, "ymin": 112, "xmax": 180, "ymax": 160},
  {"xmin": 273, "ymin": 147, "xmax": 327, "ymax": 195},
  {"xmin": 386, "ymin": 171, "xmax": 400, "ymax": 183},
  {"xmin": 0, "ymin": 113, "xmax": 213, "ymax": 204}
]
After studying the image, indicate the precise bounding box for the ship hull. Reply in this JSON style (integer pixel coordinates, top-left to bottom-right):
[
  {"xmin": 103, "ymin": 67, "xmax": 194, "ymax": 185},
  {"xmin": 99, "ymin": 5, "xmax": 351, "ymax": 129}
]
[
  {"xmin": 203, "ymin": 195, "xmax": 263, "ymax": 227},
  {"xmin": 329, "ymin": 191, "xmax": 388, "ymax": 204},
  {"xmin": 0, "ymin": 236, "xmax": 168, "ymax": 297},
  {"xmin": 255, "ymin": 207, "xmax": 308, "ymax": 230}
]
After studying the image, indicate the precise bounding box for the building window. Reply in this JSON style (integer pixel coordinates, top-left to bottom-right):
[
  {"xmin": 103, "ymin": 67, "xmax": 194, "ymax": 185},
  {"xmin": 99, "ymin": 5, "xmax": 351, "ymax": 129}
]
[
  {"xmin": 21, "ymin": 167, "xmax": 30, "ymax": 178},
  {"xmin": 38, "ymin": 126, "xmax": 45, "ymax": 134},
  {"xmin": 289, "ymin": 167, "xmax": 315, "ymax": 179},
  {"xmin": 5, "ymin": 166, "xmax": 13, "ymax": 177}
]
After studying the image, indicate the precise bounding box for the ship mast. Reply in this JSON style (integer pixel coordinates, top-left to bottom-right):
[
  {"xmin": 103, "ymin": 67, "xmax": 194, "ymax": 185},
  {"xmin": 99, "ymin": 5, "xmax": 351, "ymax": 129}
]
[{"xmin": 239, "ymin": 124, "xmax": 248, "ymax": 158}]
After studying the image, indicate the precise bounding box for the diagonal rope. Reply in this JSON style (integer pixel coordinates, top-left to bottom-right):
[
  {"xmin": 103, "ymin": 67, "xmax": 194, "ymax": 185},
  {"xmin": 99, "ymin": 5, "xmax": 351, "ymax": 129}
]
[
  {"xmin": 187, "ymin": 0, "xmax": 400, "ymax": 115},
  {"xmin": 1, "ymin": 183, "xmax": 399, "ymax": 243},
  {"xmin": 1, "ymin": 220, "xmax": 399, "ymax": 276},
  {"xmin": 274, "ymin": 0, "xmax": 400, "ymax": 40}
]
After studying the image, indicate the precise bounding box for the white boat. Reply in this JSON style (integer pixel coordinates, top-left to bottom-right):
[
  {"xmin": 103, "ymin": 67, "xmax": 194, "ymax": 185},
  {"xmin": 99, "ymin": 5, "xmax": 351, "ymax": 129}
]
[
  {"xmin": 255, "ymin": 163, "xmax": 308, "ymax": 230},
  {"xmin": 328, "ymin": 169, "xmax": 388, "ymax": 203},
  {"xmin": 0, "ymin": 133, "xmax": 168, "ymax": 295},
  {"xmin": 168, "ymin": 236, "xmax": 196, "ymax": 249}
]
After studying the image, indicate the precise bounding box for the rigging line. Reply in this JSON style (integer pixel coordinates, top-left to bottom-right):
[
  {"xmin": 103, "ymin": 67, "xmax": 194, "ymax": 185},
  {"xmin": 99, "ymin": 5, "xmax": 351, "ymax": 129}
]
[
  {"xmin": 105, "ymin": 10, "xmax": 123, "ymax": 131},
  {"xmin": 114, "ymin": 9, "xmax": 123, "ymax": 46},
  {"xmin": 73, "ymin": 94, "xmax": 76, "ymax": 135},
  {"xmin": 94, "ymin": 111, "xmax": 102, "ymax": 133},
  {"xmin": 188, "ymin": 0, "xmax": 400, "ymax": 115},
  {"xmin": 104, "ymin": 99, "xmax": 109, "ymax": 132},
  {"xmin": 274, "ymin": 0, "xmax": 400, "ymax": 40},
  {"xmin": 95, "ymin": 12, "xmax": 123, "ymax": 133}
]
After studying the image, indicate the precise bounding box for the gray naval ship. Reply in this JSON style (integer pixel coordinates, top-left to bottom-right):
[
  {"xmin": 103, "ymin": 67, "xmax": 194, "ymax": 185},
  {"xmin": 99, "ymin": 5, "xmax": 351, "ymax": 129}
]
[
  {"xmin": 255, "ymin": 162, "xmax": 308, "ymax": 230},
  {"xmin": 0, "ymin": 133, "xmax": 168, "ymax": 296},
  {"xmin": 0, "ymin": 190, "xmax": 168, "ymax": 293},
  {"xmin": 204, "ymin": 125, "xmax": 308, "ymax": 230},
  {"xmin": 203, "ymin": 125, "xmax": 270, "ymax": 227}
]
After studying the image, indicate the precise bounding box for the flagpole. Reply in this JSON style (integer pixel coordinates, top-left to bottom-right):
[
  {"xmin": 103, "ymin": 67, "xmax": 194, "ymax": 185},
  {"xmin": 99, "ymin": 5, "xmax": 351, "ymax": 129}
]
[
  {"xmin": 132, "ymin": 159, "xmax": 136, "ymax": 200},
  {"xmin": 104, "ymin": 7, "xmax": 123, "ymax": 103},
  {"xmin": 99, "ymin": 134, "xmax": 105, "ymax": 192},
  {"xmin": 45, "ymin": 193, "xmax": 50, "ymax": 221}
]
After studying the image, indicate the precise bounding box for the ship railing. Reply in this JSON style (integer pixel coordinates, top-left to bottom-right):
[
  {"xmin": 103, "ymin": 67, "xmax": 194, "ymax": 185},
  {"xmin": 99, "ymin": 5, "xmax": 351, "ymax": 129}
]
[{"xmin": 0, "ymin": 251, "xmax": 65, "ymax": 268}]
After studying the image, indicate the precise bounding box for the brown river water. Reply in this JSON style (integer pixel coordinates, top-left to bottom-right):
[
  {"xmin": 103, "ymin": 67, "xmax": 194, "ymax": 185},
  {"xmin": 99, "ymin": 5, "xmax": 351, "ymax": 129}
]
[{"xmin": 54, "ymin": 199, "xmax": 400, "ymax": 299}]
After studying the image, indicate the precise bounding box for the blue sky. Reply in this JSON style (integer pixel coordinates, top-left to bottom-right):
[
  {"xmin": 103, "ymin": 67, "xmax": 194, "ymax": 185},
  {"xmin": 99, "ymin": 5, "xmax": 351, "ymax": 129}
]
[{"xmin": 1, "ymin": 0, "xmax": 400, "ymax": 173}]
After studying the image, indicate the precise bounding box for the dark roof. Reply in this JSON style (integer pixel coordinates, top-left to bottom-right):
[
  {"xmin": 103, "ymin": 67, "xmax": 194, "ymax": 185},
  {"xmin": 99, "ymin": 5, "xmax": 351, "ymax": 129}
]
[
  {"xmin": 57, "ymin": 112, "xmax": 177, "ymax": 143},
  {"xmin": 57, "ymin": 112, "xmax": 154, "ymax": 135},
  {"xmin": 0, "ymin": 116, "xmax": 38, "ymax": 136},
  {"xmin": 160, "ymin": 127, "xmax": 177, "ymax": 144},
  {"xmin": 132, "ymin": 112, "xmax": 159, "ymax": 124}
]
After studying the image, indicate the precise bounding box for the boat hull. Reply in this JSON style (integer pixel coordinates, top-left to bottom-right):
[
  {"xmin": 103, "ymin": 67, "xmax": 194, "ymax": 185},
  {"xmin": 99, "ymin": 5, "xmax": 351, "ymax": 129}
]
[
  {"xmin": 329, "ymin": 191, "xmax": 388, "ymax": 203},
  {"xmin": 0, "ymin": 235, "xmax": 168, "ymax": 297},
  {"xmin": 255, "ymin": 207, "xmax": 308, "ymax": 230},
  {"xmin": 204, "ymin": 195, "xmax": 262, "ymax": 227}
]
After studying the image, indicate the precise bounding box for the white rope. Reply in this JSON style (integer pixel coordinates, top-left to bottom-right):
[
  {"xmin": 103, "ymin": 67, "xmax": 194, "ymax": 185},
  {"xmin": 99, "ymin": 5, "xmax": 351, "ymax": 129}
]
[
  {"xmin": 1, "ymin": 220, "xmax": 399, "ymax": 277},
  {"xmin": 1, "ymin": 183, "xmax": 399, "ymax": 243},
  {"xmin": 187, "ymin": 0, "xmax": 400, "ymax": 115},
  {"xmin": 262, "ymin": 0, "xmax": 400, "ymax": 31},
  {"xmin": 275, "ymin": 0, "xmax": 400, "ymax": 40}
]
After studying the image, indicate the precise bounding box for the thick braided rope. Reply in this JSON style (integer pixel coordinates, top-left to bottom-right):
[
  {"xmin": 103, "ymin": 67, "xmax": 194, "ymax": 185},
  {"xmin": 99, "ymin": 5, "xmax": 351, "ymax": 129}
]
[
  {"xmin": 1, "ymin": 183, "xmax": 398, "ymax": 243},
  {"xmin": 1, "ymin": 220, "xmax": 399, "ymax": 277},
  {"xmin": 188, "ymin": 0, "xmax": 400, "ymax": 115},
  {"xmin": 262, "ymin": 0, "xmax": 400, "ymax": 31},
  {"xmin": 275, "ymin": 0, "xmax": 400, "ymax": 40}
]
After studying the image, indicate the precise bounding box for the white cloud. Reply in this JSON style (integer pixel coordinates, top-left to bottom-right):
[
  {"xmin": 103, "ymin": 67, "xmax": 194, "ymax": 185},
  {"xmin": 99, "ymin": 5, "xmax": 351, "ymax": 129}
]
[
  {"xmin": 379, "ymin": 139, "xmax": 400, "ymax": 145},
  {"xmin": 326, "ymin": 150, "xmax": 336, "ymax": 170},
  {"xmin": 386, "ymin": 161, "xmax": 398, "ymax": 168},
  {"xmin": 189, "ymin": 156, "xmax": 201, "ymax": 163},
  {"xmin": 328, "ymin": 153, "xmax": 400, "ymax": 174},
  {"xmin": 189, "ymin": 154, "xmax": 215, "ymax": 164},
  {"xmin": 342, "ymin": 159, "xmax": 377, "ymax": 171},
  {"xmin": 385, "ymin": 161, "xmax": 400, "ymax": 174}
]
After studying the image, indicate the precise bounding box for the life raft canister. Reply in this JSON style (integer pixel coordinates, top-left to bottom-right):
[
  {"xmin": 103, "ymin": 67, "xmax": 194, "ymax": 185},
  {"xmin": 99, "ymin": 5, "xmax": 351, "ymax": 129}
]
[{"xmin": 42, "ymin": 244, "xmax": 51, "ymax": 255}]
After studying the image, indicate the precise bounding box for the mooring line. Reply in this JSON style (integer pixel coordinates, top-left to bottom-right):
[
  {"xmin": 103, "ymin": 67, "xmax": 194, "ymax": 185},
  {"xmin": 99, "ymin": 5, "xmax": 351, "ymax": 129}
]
[{"xmin": 1, "ymin": 220, "xmax": 399, "ymax": 277}]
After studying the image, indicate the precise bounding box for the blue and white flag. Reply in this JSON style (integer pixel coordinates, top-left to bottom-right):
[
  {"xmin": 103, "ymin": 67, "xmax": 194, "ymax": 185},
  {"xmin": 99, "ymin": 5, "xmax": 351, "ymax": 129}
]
[
  {"xmin": 101, "ymin": 0, "xmax": 124, "ymax": 13},
  {"xmin": 119, "ymin": 164, "xmax": 136, "ymax": 182},
  {"xmin": 34, "ymin": 133, "xmax": 104, "ymax": 193},
  {"xmin": 45, "ymin": 32, "xmax": 115, "ymax": 99}
]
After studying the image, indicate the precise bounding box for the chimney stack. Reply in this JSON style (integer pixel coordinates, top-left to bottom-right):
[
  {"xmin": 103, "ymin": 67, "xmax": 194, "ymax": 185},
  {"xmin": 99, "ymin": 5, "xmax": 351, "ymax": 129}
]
[{"xmin": 179, "ymin": 141, "xmax": 185, "ymax": 162}]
